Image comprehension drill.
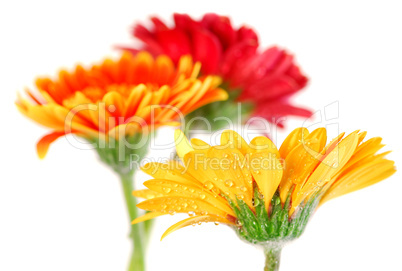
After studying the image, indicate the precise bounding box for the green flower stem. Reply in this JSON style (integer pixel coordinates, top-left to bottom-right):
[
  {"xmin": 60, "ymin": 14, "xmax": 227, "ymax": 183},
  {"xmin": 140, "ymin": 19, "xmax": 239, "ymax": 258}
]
[
  {"xmin": 264, "ymin": 246, "xmax": 282, "ymax": 271},
  {"xmin": 120, "ymin": 172, "xmax": 145, "ymax": 271}
]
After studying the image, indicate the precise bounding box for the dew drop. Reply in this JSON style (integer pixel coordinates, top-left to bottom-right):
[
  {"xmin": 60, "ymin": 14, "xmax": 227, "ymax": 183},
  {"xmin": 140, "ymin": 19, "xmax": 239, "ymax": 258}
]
[
  {"xmin": 225, "ymin": 179, "xmax": 234, "ymax": 187},
  {"xmin": 188, "ymin": 211, "xmax": 195, "ymax": 216},
  {"xmin": 168, "ymin": 210, "xmax": 176, "ymax": 215},
  {"xmin": 204, "ymin": 181, "xmax": 214, "ymax": 190}
]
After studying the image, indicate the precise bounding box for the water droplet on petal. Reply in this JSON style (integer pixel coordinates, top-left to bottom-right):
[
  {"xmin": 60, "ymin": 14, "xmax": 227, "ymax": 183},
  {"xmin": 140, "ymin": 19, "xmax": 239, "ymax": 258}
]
[
  {"xmin": 225, "ymin": 179, "xmax": 234, "ymax": 187},
  {"xmin": 188, "ymin": 211, "xmax": 195, "ymax": 216},
  {"xmin": 204, "ymin": 181, "xmax": 214, "ymax": 190}
]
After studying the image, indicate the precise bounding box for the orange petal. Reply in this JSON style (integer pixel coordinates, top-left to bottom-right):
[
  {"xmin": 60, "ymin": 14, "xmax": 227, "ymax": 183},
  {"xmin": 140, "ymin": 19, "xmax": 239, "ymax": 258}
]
[{"xmin": 36, "ymin": 132, "xmax": 65, "ymax": 159}]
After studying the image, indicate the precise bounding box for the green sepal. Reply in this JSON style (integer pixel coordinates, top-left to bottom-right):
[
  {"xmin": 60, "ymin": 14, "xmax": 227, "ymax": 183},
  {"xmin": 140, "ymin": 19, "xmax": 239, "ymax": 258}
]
[
  {"xmin": 231, "ymin": 187, "xmax": 320, "ymax": 244},
  {"xmin": 183, "ymin": 88, "xmax": 254, "ymax": 132},
  {"xmin": 92, "ymin": 132, "xmax": 152, "ymax": 176}
]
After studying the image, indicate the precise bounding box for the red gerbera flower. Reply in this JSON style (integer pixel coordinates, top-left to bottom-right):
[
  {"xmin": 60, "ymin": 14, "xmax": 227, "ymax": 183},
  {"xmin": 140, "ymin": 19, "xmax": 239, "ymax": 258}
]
[{"xmin": 121, "ymin": 13, "xmax": 311, "ymax": 127}]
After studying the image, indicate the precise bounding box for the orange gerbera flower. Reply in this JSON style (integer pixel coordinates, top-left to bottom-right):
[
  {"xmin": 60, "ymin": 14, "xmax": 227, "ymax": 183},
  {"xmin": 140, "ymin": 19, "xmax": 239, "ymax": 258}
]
[
  {"xmin": 16, "ymin": 51, "xmax": 227, "ymax": 158},
  {"xmin": 133, "ymin": 129, "xmax": 395, "ymax": 271},
  {"xmin": 16, "ymin": 51, "xmax": 228, "ymax": 271}
]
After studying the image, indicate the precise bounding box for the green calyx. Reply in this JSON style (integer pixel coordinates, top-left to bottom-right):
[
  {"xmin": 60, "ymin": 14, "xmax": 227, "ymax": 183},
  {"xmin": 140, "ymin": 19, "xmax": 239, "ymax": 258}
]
[
  {"xmin": 227, "ymin": 188, "xmax": 320, "ymax": 245},
  {"xmin": 92, "ymin": 132, "xmax": 151, "ymax": 176},
  {"xmin": 183, "ymin": 88, "xmax": 254, "ymax": 132}
]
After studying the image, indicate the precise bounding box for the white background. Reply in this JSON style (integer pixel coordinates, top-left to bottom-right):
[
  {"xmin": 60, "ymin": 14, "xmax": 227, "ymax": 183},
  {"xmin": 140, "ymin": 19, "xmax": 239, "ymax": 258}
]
[{"xmin": 1, "ymin": 1, "xmax": 401, "ymax": 270}]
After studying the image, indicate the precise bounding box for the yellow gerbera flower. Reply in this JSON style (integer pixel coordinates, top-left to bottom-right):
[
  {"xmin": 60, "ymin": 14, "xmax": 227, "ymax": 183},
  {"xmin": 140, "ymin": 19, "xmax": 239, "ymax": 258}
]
[
  {"xmin": 133, "ymin": 128, "xmax": 395, "ymax": 271},
  {"xmin": 16, "ymin": 51, "xmax": 227, "ymax": 159}
]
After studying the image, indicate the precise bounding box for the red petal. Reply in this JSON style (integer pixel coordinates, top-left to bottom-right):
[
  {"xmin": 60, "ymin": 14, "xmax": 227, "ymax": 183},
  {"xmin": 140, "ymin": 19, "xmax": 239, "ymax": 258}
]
[
  {"xmin": 221, "ymin": 42, "xmax": 258, "ymax": 82},
  {"xmin": 155, "ymin": 29, "xmax": 192, "ymax": 63},
  {"xmin": 173, "ymin": 13, "xmax": 199, "ymax": 30},
  {"xmin": 201, "ymin": 13, "xmax": 236, "ymax": 49},
  {"xmin": 133, "ymin": 24, "xmax": 165, "ymax": 56},
  {"xmin": 237, "ymin": 26, "xmax": 259, "ymax": 44},
  {"xmin": 150, "ymin": 17, "xmax": 168, "ymax": 31},
  {"xmin": 191, "ymin": 29, "xmax": 222, "ymax": 74},
  {"xmin": 252, "ymin": 100, "xmax": 312, "ymax": 127}
]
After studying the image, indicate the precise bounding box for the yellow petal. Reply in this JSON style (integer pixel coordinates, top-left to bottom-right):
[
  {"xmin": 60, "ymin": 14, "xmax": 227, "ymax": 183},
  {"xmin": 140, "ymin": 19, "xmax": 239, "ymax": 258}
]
[
  {"xmin": 249, "ymin": 136, "xmax": 280, "ymax": 158},
  {"xmin": 161, "ymin": 215, "xmax": 234, "ymax": 240},
  {"xmin": 175, "ymin": 129, "xmax": 194, "ymax": 160},
  {"xmin": 279, "ymin": 127, "xmax": 309, "ymax": 159},
  {"xmin": 249, "ymin": 150, "xmax": 283, "ymax": 211},
  {"xmin": 279, "ymin": 132, "xmax": 325, "ymax": 202},
  {"xmin": 132, "ymin": 189, "xmax": 164, "ymax": 199},
  {"xmin": 206, "ymin": 147, "xmax": 254, "ymax": 209},
  {"xmin": 290, "ymin": 132, "xmax": 359, "ymax": 214},
  {"xmin": 190, "ymin": 138, "xmax": 210, "ymax": 150},
  {"xmin": 137, "ymin": 197, "xmax": 228, "ymax": 217},
  {"xmin": 143, "ymin": 179, "xmax": 234, "ymax": 216},
  {"xmin": 141, "ymin": 161, "xmax": 201, "ymax": 187},
  {"xmin": 220, "ymin": 130, "xmax": 250, "ymax": 155},
  {"xmin": 321, "ymin": 159, "xmax": 395, "ymax": 204},
  {"xmin": 132, "ymin": 212, "xmax": 166, "ymax": 224},
  {"xmin": 332, "ymin": 137, "xmax": 384, "ymax": 180}
]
